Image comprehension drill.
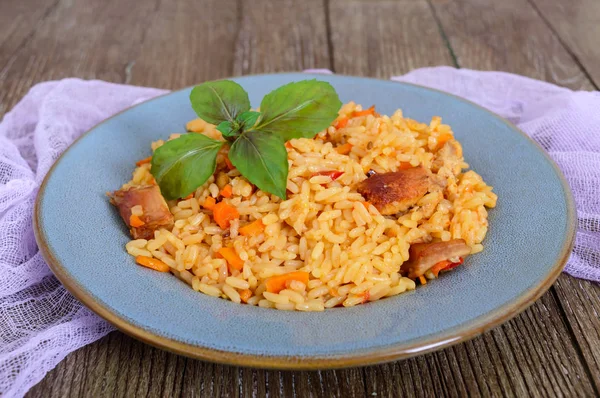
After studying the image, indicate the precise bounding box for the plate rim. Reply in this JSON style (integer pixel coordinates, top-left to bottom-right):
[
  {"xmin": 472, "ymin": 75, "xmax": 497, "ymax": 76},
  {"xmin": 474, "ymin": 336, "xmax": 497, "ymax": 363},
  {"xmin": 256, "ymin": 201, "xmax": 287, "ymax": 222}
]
[{"xmin": 33, "ymin": 72, "xmax": 576, "ymax": 369}]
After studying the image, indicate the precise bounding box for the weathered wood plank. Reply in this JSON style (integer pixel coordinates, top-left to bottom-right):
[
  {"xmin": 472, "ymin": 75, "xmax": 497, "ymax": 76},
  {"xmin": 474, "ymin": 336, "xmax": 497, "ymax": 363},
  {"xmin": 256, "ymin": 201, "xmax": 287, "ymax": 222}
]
[
  {"xmin": 329, "ymin": 0, "xmax": 454, "ymax": 77},
  {"xmin": 528, "ymin": 0, "xmax": 600, "ymax": 88},
  {"xmin": 128, "ymin": 0, "xmax": 238, "ymax": 88},
  {"xmin": 367, "ymin": 291, "xmax": 597, "ymax": 397},
  {"xmin": 0, "ymin": 0, "xmax": 158, "ymax": 118},
  {"xmin": 553, "ymin": 275, "xmax": 600, "ymax": 393},
  {"xmin": 428, "ymin": 0, "xmax": 594, "ymax": 90},
  {"xmin": 232, "ymin": 0, "xmax": 331, "ymax": 75},
  {"xmin": 0, "ymin": 0, "xmax": 239, "ymax": 115},
  {"xmin": 0, "ymin": 0, "xmax": 60, "ymax": 68}
]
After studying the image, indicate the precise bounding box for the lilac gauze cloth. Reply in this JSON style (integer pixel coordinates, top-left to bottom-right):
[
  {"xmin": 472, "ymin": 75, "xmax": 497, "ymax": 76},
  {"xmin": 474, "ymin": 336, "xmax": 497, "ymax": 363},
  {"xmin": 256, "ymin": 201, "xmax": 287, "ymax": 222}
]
[{"xmin": 1, "ymin": 67, "xmax": 599, "ymax": 396}]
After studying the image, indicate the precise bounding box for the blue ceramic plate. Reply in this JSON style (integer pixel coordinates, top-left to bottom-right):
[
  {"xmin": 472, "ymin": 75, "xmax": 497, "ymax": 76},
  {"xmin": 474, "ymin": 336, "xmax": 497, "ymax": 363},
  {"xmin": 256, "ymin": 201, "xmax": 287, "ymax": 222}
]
[{"xmin": 35, "ymin": 73, "xmax": 575, "ymax": 369}]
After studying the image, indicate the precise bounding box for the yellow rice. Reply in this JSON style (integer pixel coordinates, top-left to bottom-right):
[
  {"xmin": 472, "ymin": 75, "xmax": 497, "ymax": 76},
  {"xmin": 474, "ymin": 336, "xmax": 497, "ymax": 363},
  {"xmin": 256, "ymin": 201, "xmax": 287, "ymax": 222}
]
[{"xmin": 122, "ymin": 102, "xmax": 497, "ymax": 311}]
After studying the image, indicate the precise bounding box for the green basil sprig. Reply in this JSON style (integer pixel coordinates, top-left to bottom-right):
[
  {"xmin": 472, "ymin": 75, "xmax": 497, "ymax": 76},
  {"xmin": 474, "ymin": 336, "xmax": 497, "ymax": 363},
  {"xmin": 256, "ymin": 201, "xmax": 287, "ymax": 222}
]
[{"xmin": 151, "ymin": 79, "xmax": 341, "ymax": 200}]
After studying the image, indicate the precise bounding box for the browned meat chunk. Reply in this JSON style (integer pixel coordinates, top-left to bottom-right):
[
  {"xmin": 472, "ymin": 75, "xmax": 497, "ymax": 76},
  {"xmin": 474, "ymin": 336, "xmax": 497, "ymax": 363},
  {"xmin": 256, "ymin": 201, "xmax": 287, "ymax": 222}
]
[
  {"xmin": 401, "ymin": 239, "xmax": 471, "ymax": 279},
  {"xmin": 356, "ymin": 167, "xmax": 431, "ymax": 215},
  {"xmin": 110, "ymin": 185, "xmax": 174, "ymax": 239},
  {"xmin": 432, "ymin": 140, "xmax": 463, "ymax": 175}
]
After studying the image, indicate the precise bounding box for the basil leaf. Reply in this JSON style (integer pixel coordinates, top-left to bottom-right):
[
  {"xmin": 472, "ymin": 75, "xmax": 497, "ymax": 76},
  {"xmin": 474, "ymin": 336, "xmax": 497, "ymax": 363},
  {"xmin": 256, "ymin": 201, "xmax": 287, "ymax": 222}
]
[
  {"xmin": 216, "ymin": 121, "xmax": 235, "ymax": 137},
  {"xmin": 151, "ymin": 134, "xmax": 224, "ymax": 200},
  {"xmin": 254, "ymin": 79, "xmax": 342, "ymax": 141},
  {"xmin": 190, "ymin": 80, "xmax": 250, "ymax": 125},
  {"xmin": 229, "ymin": 131, "xmax": 288, "ymax": 199},
  {"xmin": 237, "ymin": 111, "xmax": 260, "ymax": 129},
  {"xmin": 217, "ymin": 112, "xmax": 260, "ymax": 139}
]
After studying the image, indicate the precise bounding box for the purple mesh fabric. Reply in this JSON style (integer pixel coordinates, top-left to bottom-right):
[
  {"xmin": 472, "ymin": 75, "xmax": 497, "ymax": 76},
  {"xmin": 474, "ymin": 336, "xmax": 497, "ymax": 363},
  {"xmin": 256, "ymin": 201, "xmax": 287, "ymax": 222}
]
[{"xmin": 0, "ymin": 79, "xmax": 166, "ymax": 397}]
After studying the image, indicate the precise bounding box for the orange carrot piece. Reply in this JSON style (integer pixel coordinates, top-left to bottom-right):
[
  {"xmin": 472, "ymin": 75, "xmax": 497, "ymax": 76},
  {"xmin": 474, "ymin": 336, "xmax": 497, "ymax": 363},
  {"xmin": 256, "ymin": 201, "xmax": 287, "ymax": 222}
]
[
  {"xmin": 399, "ymin": 162, "xmax": 414, "ymax": 170},
  {"xmin": 129, "ymin": 214, "xmax": 145, "ymax": 227},
  {"xmin": 212, "ymin": 201, "xmax": 240, "ymax": 229},
  {"xmin": 336, "ymin": 143, "xmax": 353, "ymax": 155},
  {"xmin": 220, "ymin": 184, "xmax": 233, "ymax": 198},
  {"xmin": 265, "ymin": 271, "xmax": 310, "ymax": 293},
  {"xmin": 183, "ymin": 193, "xmax": 194, "ymax": 200},
  {"xmin": 285, "ymin": 141, "xmax": 293, "ymax": 149},
  {"xmin": 334, "ymin": 117, "xmax": 348, "ymax": 129},
  {"xmin": 136, "ymin": 156, "xmax": 152, "ymax": 167},
  {"xmin": 239, "ymin": 289, "xmax": 253, "ymax": 303},
  {"xmin": 135, "ymin": 255, "xmax": 170, "ymax": 272},
  {"xmin": 218, "ymin": 247, "xmax": 244, "ymax": 271},
  {"xmin": 203, "ymin": 196, "xmax": 216, "ymax": 210},
  {"xmin": 418, "ymin": 276, "xmax": 427, "ymax": 285},
  {"xmin": 352, "ymin": 105, "xmax": 375, "ymax": 117},
  {"xmin": 430, "ymin": 260, "xmax": 453, "ymax": 277},
  {"xmin": 362, "ymin": 201, "xmax": 371, "ymax": 210},
  {"xmin": 437, "ymin": 132, "xmax": 453, "ymax": 148},
  {"xmin": 224, "ymin": 155, "xmax": 235, "ymax": 170},
  {"xmin": 239, "ymin": 219, "xmax": 265, "ymax": 237}
]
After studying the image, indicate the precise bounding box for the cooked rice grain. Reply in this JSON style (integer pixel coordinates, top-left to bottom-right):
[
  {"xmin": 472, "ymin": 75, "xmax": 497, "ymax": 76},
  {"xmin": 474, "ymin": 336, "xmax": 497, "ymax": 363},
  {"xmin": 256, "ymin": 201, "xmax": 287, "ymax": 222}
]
[{"xmin": 121, "ymin": 102, "xmax": 497, "ymax": 311}]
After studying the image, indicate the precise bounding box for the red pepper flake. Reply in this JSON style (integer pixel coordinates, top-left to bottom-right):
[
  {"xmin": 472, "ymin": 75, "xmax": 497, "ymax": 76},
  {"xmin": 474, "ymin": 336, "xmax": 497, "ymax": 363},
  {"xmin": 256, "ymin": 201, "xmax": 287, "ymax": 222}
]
[
  {"xmin": 443, "ymin": 257, "xmax": 464, "ymax": 272},
  {"xmin": 431, "ymin": 257, "xmax": 465, "ymax": 278},
  {"xmin": 313, "ymin": 170, "xmax": 344, "ymax": 181}
]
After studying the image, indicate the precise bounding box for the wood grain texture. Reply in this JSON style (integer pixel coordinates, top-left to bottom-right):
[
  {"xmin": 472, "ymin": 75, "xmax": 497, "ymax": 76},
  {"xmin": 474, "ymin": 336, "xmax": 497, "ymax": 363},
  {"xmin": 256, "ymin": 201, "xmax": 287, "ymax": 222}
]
[
  {"xmin": 329, "ymin": 0, "xmax": 455, "ymax": 77},
  {"xmin": 1, "ymin": 0, "xmax": 597, "ymax": 396},
  {"xmin": 128, "ymin": 0, "xmax": 238, "ymax": 88},
  {"xmin": 0, "ymin": 0, "xmax": 157, "ymax": 118},
  {"xmin": 428, "ymin": 0, "xmax": 595, "ymax": 90},
  {"xmin": 528, "ymin": 0, "xmax": 600, "ymax": 88},
  {"xmin": 233, "ymin": 0, "xmax": 331, "ymax": 75},
  {"xmin": 0, "ymin": 0, "xmax": 60, "ymax": 68},
  {"xmin": 553, "ymin": 275, "xmax": 600, "ymax": 393}
]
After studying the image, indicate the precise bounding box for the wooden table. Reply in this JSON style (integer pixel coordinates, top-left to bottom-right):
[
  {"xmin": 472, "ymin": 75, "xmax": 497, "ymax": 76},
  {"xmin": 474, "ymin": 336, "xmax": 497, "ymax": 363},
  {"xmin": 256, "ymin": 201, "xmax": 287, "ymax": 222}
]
[{"xmin": 2, "ymin": 0, "xmax": 598, "ymax": 396}]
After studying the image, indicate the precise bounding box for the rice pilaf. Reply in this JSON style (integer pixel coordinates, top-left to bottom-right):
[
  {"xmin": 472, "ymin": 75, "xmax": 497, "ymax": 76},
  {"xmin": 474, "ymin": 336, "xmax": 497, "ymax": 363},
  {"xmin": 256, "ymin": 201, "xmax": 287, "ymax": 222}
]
[{"xmin": 119, "ymin": 102, "xmax": 497, "ymax": 311}]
